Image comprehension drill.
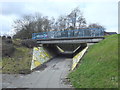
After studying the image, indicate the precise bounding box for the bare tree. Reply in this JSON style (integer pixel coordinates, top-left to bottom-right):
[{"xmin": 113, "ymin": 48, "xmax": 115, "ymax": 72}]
[
  {"xmin": 77, "ymin": 15, "xmax": 86, "ymax": 28},
  {"xmin": 12, "ymin": 8, "xmax": 105, "ymax": 39},
  {"xmin": 58, "ymin": 7, "xmax": 87, "ymax": 30},
  {"xmin": 67, "ymin": 7, "xmax": 86, "ymax": 29},
  {"xmin": 88, "ymin": 23, "xmax": 105, "ymax": 30},
  {"xmin": 13, "ymin": 13, "xmax": 52, "ymax": 39}
]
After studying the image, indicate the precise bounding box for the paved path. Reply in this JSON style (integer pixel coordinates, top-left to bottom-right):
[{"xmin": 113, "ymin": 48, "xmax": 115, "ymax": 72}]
[{"xmin": 2, "ymin": 57, "xmax": 73, "ymax": 88}]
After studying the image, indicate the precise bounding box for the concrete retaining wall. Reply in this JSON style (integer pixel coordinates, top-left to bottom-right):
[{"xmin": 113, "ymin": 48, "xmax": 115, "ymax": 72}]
[
  {"xmin": 31, "ymin": 47, "xmax": 53, "ymax": 70},
  {"xmin": 31, "ymin": 45, "xmax": 88, "ymax": 70},
  {"xmin": 72, "ymin": 46, "xmax": 88, "ymax": 70}
]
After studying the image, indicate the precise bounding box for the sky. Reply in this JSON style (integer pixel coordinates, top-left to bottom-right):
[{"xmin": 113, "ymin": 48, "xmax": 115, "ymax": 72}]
[{"xmin": 0, "ymin": 0, "xmax": 119, "ymax": 36}]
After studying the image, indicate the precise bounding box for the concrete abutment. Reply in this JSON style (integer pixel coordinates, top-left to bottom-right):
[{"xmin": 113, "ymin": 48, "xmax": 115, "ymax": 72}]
[{"xmin": 31, "ymin": 43, "xmax": 92, "ymax": 70}]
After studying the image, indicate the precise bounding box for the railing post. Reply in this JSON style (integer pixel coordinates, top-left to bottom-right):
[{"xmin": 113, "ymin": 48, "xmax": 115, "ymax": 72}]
[
  {"xmin": 99, "ymin": 29, "xmax": 100, "ymax": 37},
  {"xmin": 83, "ymin": 29, "xmax": 84, "ymax": 37}
]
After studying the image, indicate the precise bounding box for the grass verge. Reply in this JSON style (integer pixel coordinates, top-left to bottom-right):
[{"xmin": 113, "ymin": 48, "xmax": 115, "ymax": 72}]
[
  {"xmin": 68, "ymin": 34, "xmax": 119, "ymax": 88},
  {"xmin": 2, "ymin": 46, "xmax": 32, "ymax": 74}
]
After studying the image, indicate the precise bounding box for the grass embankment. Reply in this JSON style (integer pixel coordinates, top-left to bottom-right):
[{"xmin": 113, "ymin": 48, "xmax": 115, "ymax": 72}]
[
  {"xmin": 69, "ymin": 34, "xmax": 119, "ymax": 88},
  {"xmin": 2, "ymin": 40, "xmax": 32, "ymax": 74}
]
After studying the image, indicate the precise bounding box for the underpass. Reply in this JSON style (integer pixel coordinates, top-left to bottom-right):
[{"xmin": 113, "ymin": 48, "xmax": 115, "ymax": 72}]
[
  {"xmin": 2, "ymin": 43, "xmax": 88, "ymax": 88},
  {"xmin": 2, "ymin": 28, "xmax": 104, "ymax": 88}
]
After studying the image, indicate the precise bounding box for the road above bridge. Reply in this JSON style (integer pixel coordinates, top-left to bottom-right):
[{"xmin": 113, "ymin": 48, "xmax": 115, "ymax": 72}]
[{"xmin": 2, "ymin": 57, "xmax": 73, "ymax": 88}]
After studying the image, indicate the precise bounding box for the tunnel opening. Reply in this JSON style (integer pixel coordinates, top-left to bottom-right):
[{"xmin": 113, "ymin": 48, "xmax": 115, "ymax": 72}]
[
  {"xmin": 31, "ymin": 43, "xmax": 88, "ymax": 70},
  {"xmin": 42, "ymin": 43, "xmax": 87, "ymax": 58}
]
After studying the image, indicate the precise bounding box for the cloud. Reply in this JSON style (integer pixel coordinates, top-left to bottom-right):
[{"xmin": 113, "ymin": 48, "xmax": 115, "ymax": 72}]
[
  {"xmin": 0, "ymin": 14, "xmax": 17, "ymax": 35},
  {"xmin": 0, "ymin": 0, "xmax": 118, "ymax": 36},
  {"xmin": 23, "ymin": 1, "xmax": 84, "ymax": 18},
  {"xmin": 83, "ymin": 1, "xmax": 118, "ymax": 32},
  {"xmin": 1, "ymin": 2, "xmax": 26, "ymax": 16}
]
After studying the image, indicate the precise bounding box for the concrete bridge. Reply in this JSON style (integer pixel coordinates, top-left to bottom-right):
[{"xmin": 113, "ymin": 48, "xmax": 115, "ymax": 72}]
[
  {"xmin": 32, "ymin": 28, "xmax": 104, "ymax": 44},
  {"xmin": 31, "ymin": 28, "xmax": 104, "ymax": 70},
  {"xmin": 2, "ymin": 28, "xmax": 105, "ymax": 88}
]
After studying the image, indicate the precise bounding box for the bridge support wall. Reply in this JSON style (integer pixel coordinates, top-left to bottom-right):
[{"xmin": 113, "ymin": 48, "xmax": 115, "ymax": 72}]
[
  {"xmin": 31, "ymin": 45, "xmax": 59, "ymax": 70},
  {"xmin": 72, "ymin": 46, "xmax": 88, "ymax": 70},
  {"xmin": 31, "ymin": 43, "xmax": 91, "ymax": 70}
]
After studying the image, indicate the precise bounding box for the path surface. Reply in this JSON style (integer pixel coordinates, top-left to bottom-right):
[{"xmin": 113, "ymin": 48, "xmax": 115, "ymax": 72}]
[{"xmin": 2, "ymin": 57, "xmax": 73, "ymax": 88}]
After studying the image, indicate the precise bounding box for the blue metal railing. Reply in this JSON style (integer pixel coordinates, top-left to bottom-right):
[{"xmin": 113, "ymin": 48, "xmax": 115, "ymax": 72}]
[{"xmin": 32, "ymin": 28, "xmax": 104, "ymax": 40}]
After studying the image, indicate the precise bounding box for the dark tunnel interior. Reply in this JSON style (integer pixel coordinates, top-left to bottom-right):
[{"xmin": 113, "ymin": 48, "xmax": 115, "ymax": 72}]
[{"xmin": 42, "ymin": 43, "xmax": 87, "ymax": 58}]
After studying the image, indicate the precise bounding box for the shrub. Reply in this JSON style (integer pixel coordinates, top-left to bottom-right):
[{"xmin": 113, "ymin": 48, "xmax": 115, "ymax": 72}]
[
  {"xmin": 2, "ymin": 36, "xmax": 13, "ymax": 44},
  {"xmin": 2, "ymin": 42, "xmax": 15, "ymax": 57},
  {"xmin": 7, "ymin": 36, "xmax": 12, "ymax": 39},
  {"xmin": 5, "ymin": 39, "xmax": 13, "ymax": 44},
  {"xmin": 13, "ymin": 39, "xmax": 22, "ymax": 46},
  {"xmin": 2, "ymin": 36, "xmax": 6, "ymax": 40},
  {"xmin": 21, "ymin": 39, "xmax": 38, "ymax": 48}
]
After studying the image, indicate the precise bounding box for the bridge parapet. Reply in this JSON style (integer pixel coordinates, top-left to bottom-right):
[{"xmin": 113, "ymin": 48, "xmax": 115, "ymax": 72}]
[{"xmin": 32, "ymin": 28, "xmax": 104, "ymax": 40}]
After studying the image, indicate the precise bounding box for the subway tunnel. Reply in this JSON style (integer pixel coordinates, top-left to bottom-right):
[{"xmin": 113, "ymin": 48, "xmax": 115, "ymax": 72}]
[{"xmin": 42, "ymin": 43, "xmax": 87, "ymax": 58}]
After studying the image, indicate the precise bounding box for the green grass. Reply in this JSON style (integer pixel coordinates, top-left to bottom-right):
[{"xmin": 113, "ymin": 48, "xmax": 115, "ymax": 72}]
[
  {"xmin": 69, "ymin": 34, "xmax": 119, "ymax": 88},
  {"xmin": 2, "ymin": 45, "xmax": 32, "ymax": 74}
]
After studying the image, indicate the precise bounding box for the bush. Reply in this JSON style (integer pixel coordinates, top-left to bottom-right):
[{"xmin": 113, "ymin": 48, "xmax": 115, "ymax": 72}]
[
  {"xmin": 7, "ymin": 36, "xmax": 12, "ymax": 39},
  {"xmin": 2, "ymin": 36, "xmax": 13, "ymax": 44},
  {"xmin": 2, "ymin": 42, "xmax": 15, "ymax": 57},
  {"xmin": 21, "ymin": 39, "xmax": 38, "ymax": 48},
  {"xmin": 13, "ymin": 39, "xmax": 22, "ymax": 46},
  {"xmin": 2, "ymin": 36, "xmax": 6, "ymax": 40},
  {"xmin": 5, "ymin": 39, "xmax": 13, "ymax": 44}
]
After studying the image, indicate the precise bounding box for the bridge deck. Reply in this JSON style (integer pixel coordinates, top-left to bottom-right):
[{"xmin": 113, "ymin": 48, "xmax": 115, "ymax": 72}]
[
  {"xmin": 36, "ymin": 36, "xmax": 104, "ymax": 41},
  {"xmin": 37, "ymin": 37, "xmax": 105, "ymax": 44}
]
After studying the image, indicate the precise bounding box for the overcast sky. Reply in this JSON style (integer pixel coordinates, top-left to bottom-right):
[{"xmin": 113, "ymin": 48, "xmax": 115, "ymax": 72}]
[{"xmin": 0, "ymin": 0, "xmax": 119, "ymax": 36}]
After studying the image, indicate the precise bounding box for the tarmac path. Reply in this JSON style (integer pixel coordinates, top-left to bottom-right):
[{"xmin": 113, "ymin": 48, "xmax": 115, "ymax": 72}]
[{"xmin": 2, "ymin": 57, "xmax": 73, "ymax": 88}]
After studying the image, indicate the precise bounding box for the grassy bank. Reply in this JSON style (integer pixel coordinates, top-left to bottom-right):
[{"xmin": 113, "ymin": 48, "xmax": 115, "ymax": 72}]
[
  {"xmin": 2, "ymin": 39, "xmax": 32, "ymax": 74},
  {"xmin": 69, "ymin": 34, "xmax": 118, "ymax": 88}
]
